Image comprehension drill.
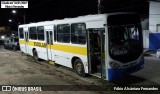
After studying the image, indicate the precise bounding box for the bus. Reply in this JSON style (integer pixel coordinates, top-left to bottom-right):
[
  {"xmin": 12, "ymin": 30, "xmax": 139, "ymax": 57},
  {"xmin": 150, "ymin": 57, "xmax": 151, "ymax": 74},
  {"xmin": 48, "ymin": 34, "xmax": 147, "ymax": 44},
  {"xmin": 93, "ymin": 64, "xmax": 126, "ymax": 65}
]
[{"xmin": 18, "ymin": 13, "xmax": 144, "ymax": 80}]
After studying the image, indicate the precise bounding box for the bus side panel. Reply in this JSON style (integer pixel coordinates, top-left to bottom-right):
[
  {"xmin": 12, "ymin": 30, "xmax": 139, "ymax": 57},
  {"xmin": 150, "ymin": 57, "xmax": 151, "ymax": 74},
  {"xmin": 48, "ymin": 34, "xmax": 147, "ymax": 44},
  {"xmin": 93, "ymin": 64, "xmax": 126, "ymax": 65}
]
[
  {"xmin": 53, "ymin": 44, "xmax": 88, "ymax": 73},
  {"xmin": 86, "ymin": 21, "xmax": 105, "ymax": 28},
  {"xmin": 19, "ymin": 39, "xmax": 26, "ymax": 53},
  {"xmin": 37, "ymin": 47, "xmax": 48, "ymax": 60},
  {"xmin": 27, "ymin": 40, "xmax": 48, "ymax": 60},
  {"xmin": 54, "ymin": 50, "xmax": 88, "ymax": 73},
  {"xmin": 54, "ymin": 50, "xmax": 72, "ymax": 68}
]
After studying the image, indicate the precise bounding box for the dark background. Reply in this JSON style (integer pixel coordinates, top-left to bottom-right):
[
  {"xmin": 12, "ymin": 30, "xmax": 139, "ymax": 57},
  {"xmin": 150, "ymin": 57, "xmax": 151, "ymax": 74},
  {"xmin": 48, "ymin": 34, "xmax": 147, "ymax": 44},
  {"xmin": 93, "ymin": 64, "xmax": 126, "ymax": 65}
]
[{"xmin": 0, "ymin": 0, "xmax": 149, "ymax": 30}]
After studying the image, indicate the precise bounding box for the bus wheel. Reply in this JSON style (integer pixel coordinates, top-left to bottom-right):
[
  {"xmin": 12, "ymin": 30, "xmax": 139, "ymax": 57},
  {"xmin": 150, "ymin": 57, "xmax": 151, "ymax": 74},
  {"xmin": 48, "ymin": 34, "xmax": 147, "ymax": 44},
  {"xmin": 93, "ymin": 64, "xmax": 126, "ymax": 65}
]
[
  {"xmin": 33, "ymin": 50, "xmax": 39, "ymax": 61},
  {"xmin": 74, "ymin": 59, "xmax": 86, "ymax": 77}
]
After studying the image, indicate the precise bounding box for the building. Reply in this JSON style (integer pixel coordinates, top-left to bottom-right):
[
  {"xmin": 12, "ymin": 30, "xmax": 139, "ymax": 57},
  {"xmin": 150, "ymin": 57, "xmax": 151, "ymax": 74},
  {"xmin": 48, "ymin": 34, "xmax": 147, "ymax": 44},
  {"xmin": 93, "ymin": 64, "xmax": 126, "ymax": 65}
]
[
  {"xmin": 149, "ymin": 1, "xmax": 160, "ymax": 50},
  {"xmin": 0, "ymin": 26, "xmax": 10, "ymax": 38}
]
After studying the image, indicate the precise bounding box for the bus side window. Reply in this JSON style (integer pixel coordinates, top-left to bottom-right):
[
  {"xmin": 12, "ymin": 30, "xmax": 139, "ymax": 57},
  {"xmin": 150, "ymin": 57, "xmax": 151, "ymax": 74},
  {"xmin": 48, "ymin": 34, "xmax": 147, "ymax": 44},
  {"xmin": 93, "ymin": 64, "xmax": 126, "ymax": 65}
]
[
  {"xmin": 19, "ymin": 28, "xmax": 24, "ymax": 39},
  {"xmin": 71, "ymin": 23, "xmax": 86, "ymax": 44},
  {"xmin": 54, "ymin": 25, "xmax": 57, "ymax": 42},
  {"xmin": 37, "ymin": 26, "xmax": 44, "ymax": 41},
  {"xmin": 50, "ymin": 31, "xmax": 53, "ymax": 45},
  {"xmin": 57, "ymin": 24, "xmax": 70, "ymax": 43},
  {"xmin": 29, "ymin": 27, "xmax": 37, "ymax": 40}
]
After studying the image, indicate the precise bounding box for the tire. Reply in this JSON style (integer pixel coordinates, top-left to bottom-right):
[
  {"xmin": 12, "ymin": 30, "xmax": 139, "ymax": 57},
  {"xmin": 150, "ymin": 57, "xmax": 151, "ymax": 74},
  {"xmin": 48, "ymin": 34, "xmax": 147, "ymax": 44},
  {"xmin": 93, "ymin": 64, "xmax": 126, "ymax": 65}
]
[
  {"xmin": 74, "ymin": 59, "xmax": 86, "ymax": 77},
  {"xmin": 21, "ymin": 51, "xmax": 24, "ymax": 54},
  {"xmin": 13, "ymin": 46, "xmax": 17, "ymax": 51},
  {"xmin": 33, "ymin": 50, "xmax": 39, "ymax": 61}
]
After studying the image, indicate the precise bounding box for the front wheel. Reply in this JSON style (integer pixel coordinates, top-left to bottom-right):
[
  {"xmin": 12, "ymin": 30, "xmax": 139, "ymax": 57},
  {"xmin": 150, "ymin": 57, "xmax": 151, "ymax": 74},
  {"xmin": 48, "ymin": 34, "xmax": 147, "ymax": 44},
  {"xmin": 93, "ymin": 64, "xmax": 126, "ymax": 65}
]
[{"xmin": 74, "ymin": 59, "xmax": 86, "ymax": 77}]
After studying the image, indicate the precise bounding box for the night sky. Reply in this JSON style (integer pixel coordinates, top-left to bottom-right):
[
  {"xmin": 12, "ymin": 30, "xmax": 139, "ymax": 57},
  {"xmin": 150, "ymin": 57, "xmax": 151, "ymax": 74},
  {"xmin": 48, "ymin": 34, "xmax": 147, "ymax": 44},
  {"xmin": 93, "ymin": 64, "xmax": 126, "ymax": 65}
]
[{"xmin": 0, "ymin": 0, "xmax": 149, "ymax": 30}]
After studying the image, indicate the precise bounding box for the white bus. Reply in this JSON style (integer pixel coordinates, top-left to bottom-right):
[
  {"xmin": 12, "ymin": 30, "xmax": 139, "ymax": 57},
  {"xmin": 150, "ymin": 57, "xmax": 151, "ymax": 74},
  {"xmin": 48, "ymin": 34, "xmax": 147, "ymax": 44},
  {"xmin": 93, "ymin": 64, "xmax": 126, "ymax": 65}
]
[{"xmin": 18, "ymin": 13, "xmax": 144, "ymax": 80}]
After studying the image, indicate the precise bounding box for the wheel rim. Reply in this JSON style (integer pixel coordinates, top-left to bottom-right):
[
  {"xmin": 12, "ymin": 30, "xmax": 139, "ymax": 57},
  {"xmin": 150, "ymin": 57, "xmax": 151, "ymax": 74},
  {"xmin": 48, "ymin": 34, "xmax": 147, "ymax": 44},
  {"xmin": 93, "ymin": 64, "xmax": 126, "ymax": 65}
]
[{"xmin": 76, "ymin": 62, "xmax": 84, "ymax": 75}]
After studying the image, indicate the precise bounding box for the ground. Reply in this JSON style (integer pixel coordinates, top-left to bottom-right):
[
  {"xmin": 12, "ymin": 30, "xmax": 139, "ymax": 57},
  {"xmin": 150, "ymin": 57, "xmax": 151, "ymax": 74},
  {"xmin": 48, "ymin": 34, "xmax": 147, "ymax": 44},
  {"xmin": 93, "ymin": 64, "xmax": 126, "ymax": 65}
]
[{"xmin": 0, "ymin": 46, "xmax": 160, "ymax": 94}]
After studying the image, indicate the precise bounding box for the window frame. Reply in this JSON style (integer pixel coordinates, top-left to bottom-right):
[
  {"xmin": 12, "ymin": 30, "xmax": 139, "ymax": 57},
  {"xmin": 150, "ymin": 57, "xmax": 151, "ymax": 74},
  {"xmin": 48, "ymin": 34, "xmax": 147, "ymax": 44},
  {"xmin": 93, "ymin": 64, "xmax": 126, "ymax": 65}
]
[
  {"xmin": 19, "ymin": 28, "xmax": 24, "ymax": 39},
  {"xmin": 29, "ymin": 26, "xmax": 37, "ymax": 40},
  {"xmin": 37, "ymin": 26, "xmax": 45, "ymax": 41},
  {"xmin": 71, "ymin": 23, "xmax": 86, "ymax": 45},
  {"xmin": 57, "ymin": 24, "xmax": 70, "ymax": 43},
  {"xmin": 54, "ymin": 25, "xmax": 57, "ymax": 42}
]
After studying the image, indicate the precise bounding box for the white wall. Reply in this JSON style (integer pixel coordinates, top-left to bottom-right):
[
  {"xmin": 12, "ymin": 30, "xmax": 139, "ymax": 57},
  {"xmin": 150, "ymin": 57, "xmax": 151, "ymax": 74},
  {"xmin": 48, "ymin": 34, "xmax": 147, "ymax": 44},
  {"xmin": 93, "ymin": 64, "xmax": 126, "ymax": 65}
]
[
  {"xmin": 143, "ymin": 30, "xmax": 149, "ymax": 48},
  {"xmin": 149, "ymin": 1, "xmax": 160, "ymax": 33}
]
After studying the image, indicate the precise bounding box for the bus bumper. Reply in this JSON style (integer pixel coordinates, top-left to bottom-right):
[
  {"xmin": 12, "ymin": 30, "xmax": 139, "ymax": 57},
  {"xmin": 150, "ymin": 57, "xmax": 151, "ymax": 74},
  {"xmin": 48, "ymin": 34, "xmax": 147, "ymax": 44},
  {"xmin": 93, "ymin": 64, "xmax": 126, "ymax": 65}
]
[{"xmin": 108, "ymin": 60, "xmax": 144, "ymax": 81}]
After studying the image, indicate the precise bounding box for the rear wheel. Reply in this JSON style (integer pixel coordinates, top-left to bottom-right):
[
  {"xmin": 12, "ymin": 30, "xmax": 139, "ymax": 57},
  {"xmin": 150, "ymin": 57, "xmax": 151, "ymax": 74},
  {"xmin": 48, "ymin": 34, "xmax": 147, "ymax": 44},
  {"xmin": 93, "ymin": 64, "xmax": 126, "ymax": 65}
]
[
  {"xmin": 33, "ymin": 50, "xmax": 39, "ymax": 61},
  {"xmin": 74, "ymin": 59, "xmax": 86, "ymax": 77}
]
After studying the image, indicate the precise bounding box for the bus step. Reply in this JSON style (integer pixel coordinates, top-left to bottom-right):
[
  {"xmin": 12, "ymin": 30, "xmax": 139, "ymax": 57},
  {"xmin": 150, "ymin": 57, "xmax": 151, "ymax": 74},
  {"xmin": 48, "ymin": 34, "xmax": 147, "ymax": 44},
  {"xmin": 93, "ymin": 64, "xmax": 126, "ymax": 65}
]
[
  {"xmin": 91, "ymin": 73, "xmax": 101, "ymax": 78},
  {"xmin": 49, "ymin": 61, "xmax": 55, "ymax": 65}
]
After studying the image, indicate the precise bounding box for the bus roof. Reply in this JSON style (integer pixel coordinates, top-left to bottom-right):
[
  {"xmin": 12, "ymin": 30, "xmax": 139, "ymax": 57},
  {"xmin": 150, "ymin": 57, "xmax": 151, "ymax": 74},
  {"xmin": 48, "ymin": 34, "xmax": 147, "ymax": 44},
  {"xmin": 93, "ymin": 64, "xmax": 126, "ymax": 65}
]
[
  {"xmin": 19, "ymin": 12, "xmax": 137, "ymax": 28},
  {"xmin": 19, "ymin": 14, "xmax": 107, "ymax": 28}
]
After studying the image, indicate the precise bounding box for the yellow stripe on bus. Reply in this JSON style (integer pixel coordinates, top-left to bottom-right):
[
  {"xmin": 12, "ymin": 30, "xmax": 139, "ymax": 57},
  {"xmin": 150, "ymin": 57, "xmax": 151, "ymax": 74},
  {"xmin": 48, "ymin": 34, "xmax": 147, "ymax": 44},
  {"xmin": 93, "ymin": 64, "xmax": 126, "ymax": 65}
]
[
  {"xmin": 19, "ymin": 40, "xmax": 25, "ymax": 44},
  {"xmin": 19, "ymin": 40, "xmax": 87, "ymax": 56},
  {"xmin": 52, "ymin": 44, "xmax": 87, "ymax": 56},
  {"xmin": 20, "ymin": 40, "xmax": 46, "ymax": 48}
]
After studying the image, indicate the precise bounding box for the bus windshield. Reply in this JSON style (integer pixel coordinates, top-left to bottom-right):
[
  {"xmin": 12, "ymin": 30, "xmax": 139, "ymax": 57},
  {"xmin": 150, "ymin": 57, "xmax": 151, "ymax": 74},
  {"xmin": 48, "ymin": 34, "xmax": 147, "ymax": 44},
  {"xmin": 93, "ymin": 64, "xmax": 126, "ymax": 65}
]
[{"xmin": 108, "ymin": 14, "xmax": 143, "ymax": 63}]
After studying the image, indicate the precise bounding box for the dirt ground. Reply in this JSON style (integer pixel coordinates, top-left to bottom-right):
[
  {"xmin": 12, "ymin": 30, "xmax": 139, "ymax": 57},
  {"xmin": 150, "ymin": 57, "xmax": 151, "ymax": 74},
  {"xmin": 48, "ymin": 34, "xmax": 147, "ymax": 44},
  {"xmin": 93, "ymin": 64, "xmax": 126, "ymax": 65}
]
[
  {"xmin": 0, "ymin": 46, "xmax": 119, "ymax": 94},
  {"xmin": 0, "ymin": 46, "xmax": 160, "ymax": 94}
]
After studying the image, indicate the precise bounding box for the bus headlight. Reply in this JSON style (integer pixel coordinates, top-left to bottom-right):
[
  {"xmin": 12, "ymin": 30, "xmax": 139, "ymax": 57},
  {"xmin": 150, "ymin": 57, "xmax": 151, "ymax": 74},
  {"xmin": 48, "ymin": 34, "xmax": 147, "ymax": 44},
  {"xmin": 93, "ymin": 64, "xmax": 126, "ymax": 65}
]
[{"xmin": 110, "ymin": 62, "xmax": 121, "ymax": 69}]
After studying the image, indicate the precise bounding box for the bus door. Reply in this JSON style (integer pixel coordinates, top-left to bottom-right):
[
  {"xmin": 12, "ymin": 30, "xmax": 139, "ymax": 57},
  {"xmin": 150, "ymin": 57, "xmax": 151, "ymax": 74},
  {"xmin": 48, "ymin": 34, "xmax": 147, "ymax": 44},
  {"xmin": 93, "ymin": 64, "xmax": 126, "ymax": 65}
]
[
  {"xmin": 24, "ymin": 28, "xmax": 29, "ymax": 54},
  {"xmin": 87, "ymin": 28, "xmax": 106, "ymax": 79},
  {"xmin": 46, "ymin": 30, "xmax": 53, "ymax": 60}
]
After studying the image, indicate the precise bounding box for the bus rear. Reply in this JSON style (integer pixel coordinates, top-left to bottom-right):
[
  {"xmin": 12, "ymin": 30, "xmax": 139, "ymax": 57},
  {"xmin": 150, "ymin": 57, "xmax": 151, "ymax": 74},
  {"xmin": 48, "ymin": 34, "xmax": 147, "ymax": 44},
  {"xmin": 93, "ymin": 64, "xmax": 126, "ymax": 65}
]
[{"xmin": 107, "ymin": 13, "xmax": 144, "ymax": 80}]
